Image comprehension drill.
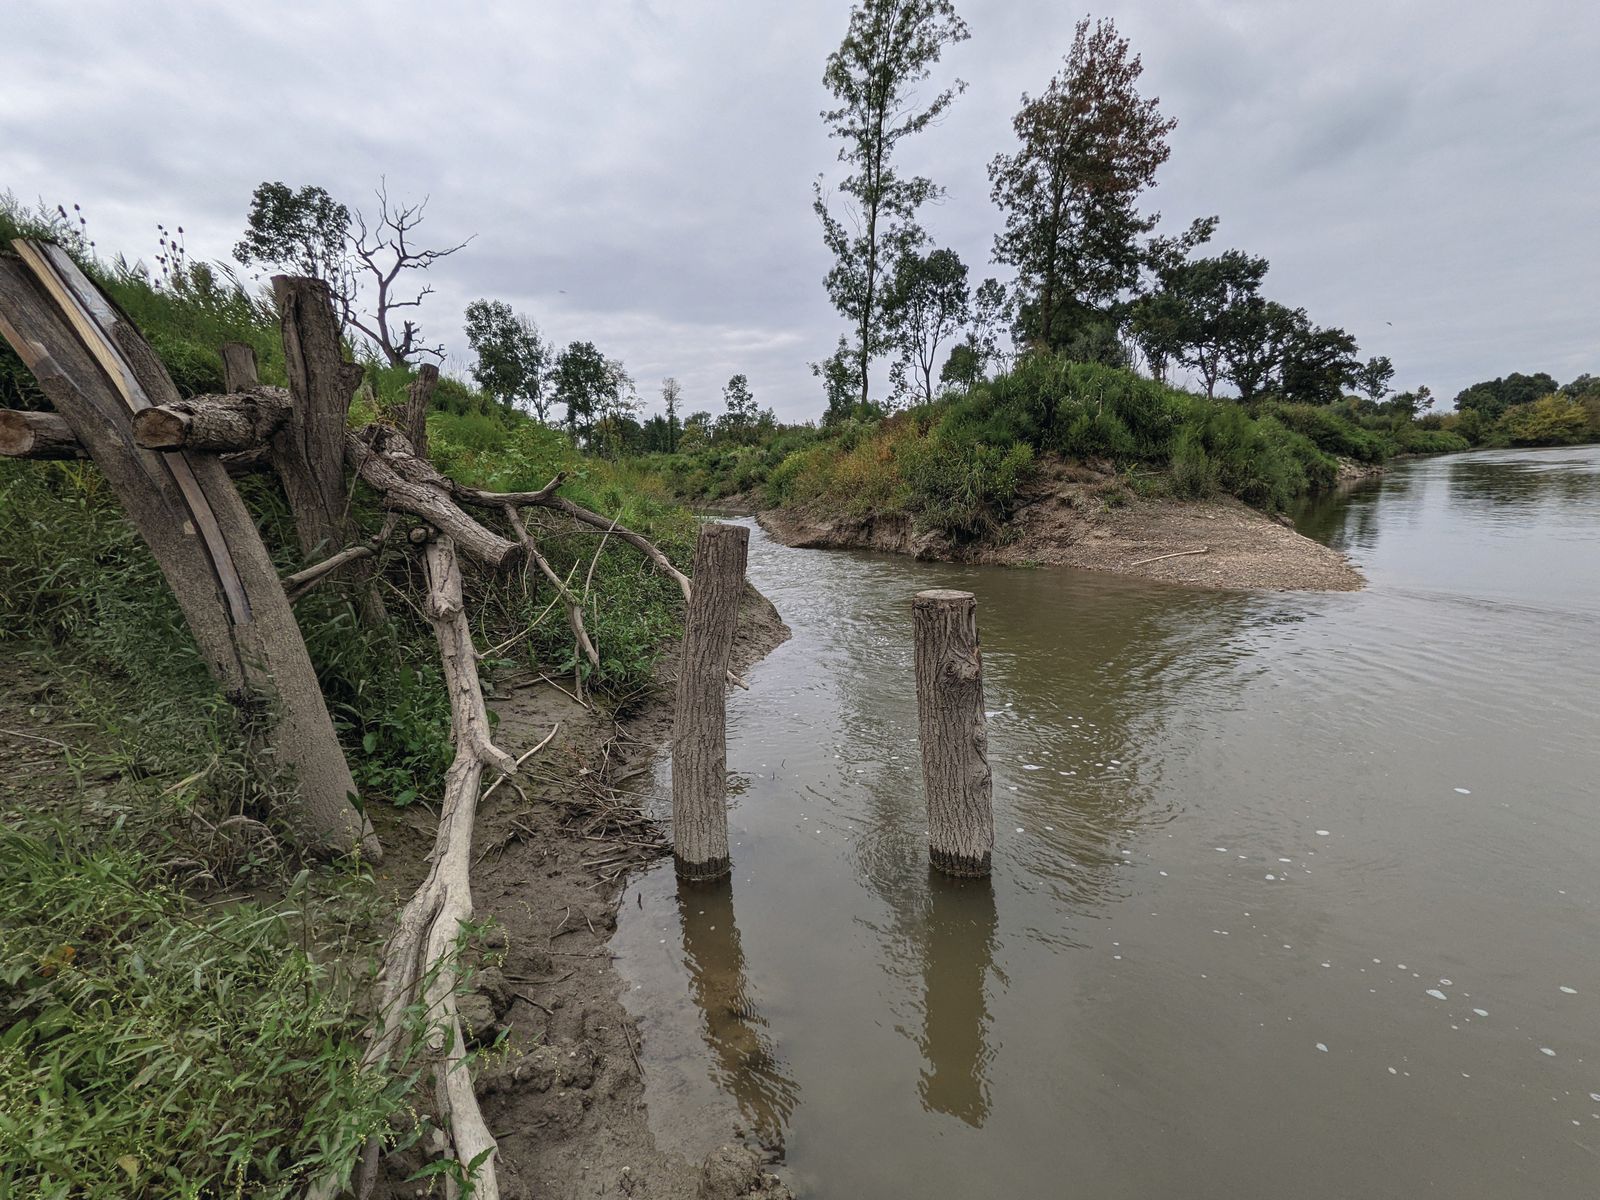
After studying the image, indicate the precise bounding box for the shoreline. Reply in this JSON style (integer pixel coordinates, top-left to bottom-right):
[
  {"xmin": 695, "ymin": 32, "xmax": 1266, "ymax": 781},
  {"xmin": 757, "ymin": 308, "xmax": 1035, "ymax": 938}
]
[
  {"xmin": 370, "ymin": 584, "xmax": 794, "ymax": 1199},
  {"xmin": 752, "ymin": 460, "xmax": 1373, "ymax": 592}
]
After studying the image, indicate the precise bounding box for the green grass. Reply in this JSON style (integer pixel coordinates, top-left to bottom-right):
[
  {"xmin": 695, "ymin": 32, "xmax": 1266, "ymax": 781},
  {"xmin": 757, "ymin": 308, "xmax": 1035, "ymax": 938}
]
[{"xmin": 0, "ymin": 815, "xmax": 421, "ymax": 1200}]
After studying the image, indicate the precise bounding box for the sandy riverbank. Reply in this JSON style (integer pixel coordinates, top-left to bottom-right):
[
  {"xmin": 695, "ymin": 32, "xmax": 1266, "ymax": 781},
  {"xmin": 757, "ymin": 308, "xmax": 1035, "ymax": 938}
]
[{"xmin": 756, "ymin": 459, "xmax": 1369, "ymax": 592}]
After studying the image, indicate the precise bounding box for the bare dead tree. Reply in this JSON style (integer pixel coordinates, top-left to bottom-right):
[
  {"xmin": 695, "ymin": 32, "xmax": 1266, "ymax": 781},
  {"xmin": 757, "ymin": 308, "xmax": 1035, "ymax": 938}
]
[{"xmin": 336, "ymin": 180, "xmax": 471, "ymax": 367}]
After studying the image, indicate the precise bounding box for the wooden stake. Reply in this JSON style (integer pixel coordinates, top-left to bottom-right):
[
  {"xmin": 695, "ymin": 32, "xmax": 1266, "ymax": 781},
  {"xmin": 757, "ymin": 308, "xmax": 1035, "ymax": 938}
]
[
  {"xmin": 913, "ymin": 589, "xmax": 993, "ymax": 877},
  {"xmin": 671, "ymin": 522, "xmax": 748, "ymax": 881},
  {"xmin": 220, "ymin": 341, "xmax": 258, "ymax": 392}
]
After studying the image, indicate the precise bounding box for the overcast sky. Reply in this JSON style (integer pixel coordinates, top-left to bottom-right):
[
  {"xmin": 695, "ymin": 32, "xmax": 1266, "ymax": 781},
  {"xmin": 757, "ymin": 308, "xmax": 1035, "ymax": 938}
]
[{"xmin": 5, "ymin": 0, "xmax": 1597, "ymax": 420}]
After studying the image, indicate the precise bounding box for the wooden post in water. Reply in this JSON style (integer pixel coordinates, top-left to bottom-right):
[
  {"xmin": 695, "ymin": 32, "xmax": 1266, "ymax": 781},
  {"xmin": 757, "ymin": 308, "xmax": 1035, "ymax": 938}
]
[
  {"xmin": 671, "ymin": 522, "xmax": 749, "ymax": 881},
  {"xmin": 913, "ymin": 589, "xmax": 994, "ymax": 877}
]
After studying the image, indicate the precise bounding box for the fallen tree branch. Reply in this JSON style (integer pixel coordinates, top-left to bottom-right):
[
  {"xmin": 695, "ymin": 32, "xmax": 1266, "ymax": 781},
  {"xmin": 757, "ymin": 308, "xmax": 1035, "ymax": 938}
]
[
  {"xmin": 308, "ymin": 535, "xmax": 514, "ymax": 1200},
  {"xmin": 453, "ymin": 474, "xmax": 691, "ymax": 602},
  {"xmin": 1128, "ymin": 546, "xmax": 1210, "ymax": 567},
  {"xmin": 283, "ymin": 513, "xmax": 400, "ymax": 603},
  {"xmin": 481, "ymin": 723, "xmax": 559, "ymax": 804},
  {"xmin": 345, "ymin": 426, "xmax": 522, "ymax": 571},
  {"xmin": 504, "ymin": 504, "xmax": 599, "ymax": 670}
]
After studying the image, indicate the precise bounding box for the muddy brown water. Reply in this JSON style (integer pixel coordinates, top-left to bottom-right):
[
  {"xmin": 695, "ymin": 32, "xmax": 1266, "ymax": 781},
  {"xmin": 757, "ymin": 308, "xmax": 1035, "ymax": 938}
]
[{"xmin": 614, "ymin": 445, "xmax": 1600, "ymax": 1197}]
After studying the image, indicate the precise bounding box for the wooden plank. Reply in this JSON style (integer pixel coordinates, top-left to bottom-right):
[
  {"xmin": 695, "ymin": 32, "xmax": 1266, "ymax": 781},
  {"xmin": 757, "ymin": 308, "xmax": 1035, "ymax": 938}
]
[
  {"xmin": 15, "ymin": 240, "xmax": 252, "ymax": 624},
  {"xmin": 0, "ymin": 246, "xmax": 378, "ymax": 861}
]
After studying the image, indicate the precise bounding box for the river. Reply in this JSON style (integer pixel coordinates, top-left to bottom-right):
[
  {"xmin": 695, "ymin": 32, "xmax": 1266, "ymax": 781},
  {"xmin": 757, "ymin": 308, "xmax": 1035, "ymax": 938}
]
[{"xmin": 613, "ymin": 444, "xmax": 1600, "ymax": 1197}]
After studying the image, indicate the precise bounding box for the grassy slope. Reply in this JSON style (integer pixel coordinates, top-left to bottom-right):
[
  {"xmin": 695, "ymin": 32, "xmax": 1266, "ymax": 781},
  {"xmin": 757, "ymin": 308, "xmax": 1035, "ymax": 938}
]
[{"xmin": 0, "ymin": 200, "xmax": 696, "ymax": 1197}]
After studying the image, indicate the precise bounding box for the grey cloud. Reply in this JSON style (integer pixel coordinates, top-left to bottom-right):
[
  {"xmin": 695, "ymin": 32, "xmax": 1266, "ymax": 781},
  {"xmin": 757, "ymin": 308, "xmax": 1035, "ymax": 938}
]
[{"xmin": 4, "ymin": 0, "xmax": 1596, "ymax": 422}]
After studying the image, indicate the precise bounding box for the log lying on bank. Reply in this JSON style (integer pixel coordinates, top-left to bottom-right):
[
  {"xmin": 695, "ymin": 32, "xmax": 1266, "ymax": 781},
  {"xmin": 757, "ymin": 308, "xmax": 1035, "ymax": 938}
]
[
  {"xmin": 307, "ymin": 534, "xmax": 512, "ymax": 1200},
  {"xmin": 131, "ymin": 388, "xmax": 291, "ymax": 451},
  {"xmin": 0, "ymin": 408, "xmax": 86, "ymax": 459}
]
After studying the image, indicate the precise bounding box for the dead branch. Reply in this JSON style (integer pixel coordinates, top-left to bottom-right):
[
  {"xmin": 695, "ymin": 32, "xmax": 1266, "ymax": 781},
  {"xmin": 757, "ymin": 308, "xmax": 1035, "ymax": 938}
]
[
  {"xmin": 504, "ymin": 504, "xmax": 599, "ymax": 669},
  {"xmin": 283, "ymin": 513, "xmax": 400, "ymax": 603},
  {"xmin": 345, "ymin": 425, "xmax": 522, "ymax": 571},
  {"xmin": 451, "ymin": 472, "xmax": 691, "ymax": 601},
  {"xmin": 309, "ymin": 535, "xmax": 513, "ymax": 1200},
  {"xmin": 1128, "ymin": 546, "xmax": 1209, "ymax": 567}
]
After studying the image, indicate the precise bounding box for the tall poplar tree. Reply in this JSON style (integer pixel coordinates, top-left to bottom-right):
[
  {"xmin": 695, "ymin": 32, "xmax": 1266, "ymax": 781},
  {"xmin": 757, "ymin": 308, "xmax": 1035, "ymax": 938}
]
[
  {"xmin": 815, "ymin": 0, "xmax": 969, "ymax": 414},
  {"xmin": 989, "ymin": 17, "xmax": 1176, "ymax": 352}
]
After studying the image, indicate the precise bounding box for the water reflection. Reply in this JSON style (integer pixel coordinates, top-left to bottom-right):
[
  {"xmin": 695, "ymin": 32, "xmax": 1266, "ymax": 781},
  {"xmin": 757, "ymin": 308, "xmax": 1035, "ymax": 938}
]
[
  {"xmin": 916, "ymin": 871, "xmax": 998, "ymax": 1127},
  {"xmin": 676, "ymin": 877, "xmax": 799, "ymax": 1151}
]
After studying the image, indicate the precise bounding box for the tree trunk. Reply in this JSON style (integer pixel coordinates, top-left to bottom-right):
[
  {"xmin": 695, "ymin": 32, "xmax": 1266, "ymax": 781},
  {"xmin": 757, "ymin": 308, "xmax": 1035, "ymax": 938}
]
[
  {"xmin": 671, "ymin": 522, "xmax": 748, "ymax": 881},
  {"xmin": 221, "ymin": 341, "xmax": 258, "ymax": 392},
  {"xmin": 912, "ymin": 589, "xmax": 993, "ymax": 877},
  {"xmin": 0, "ymin": 408, "xmax": 85, "ymax": 459},
  {"xmin": 271, "ymin": 276, "xmax": 365, "ymax": 560},
  {"xmin": 131, "ymin": 389, "xmax": 290, "ymax": 451},
  {"xmin": 0, "ymin": 240, "xmax": 377, "ymax": 861},
  {"xmin": 401, "ymin": 363, "xmax": 437, "ymax": 459}
]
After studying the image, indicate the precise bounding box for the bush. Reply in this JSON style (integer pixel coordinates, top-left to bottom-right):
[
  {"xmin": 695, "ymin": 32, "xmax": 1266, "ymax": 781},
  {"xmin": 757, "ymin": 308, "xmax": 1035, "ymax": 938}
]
[{"xmin": 896, "ymin": 434, "xmax": 1035, "ymax": 539}]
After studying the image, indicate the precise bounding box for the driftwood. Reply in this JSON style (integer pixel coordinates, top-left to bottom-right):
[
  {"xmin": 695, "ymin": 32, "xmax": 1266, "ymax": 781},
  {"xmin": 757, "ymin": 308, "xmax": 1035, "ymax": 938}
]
[
  {"xmin": 0, "ymin": 408, "xmax": 85, "ymax": 459},
  {"xmin": 132, "ymin": 388, "xmax": 291, "ymax": 451},
  {"xmin": 0, "ymin": 240, "xmax": 378, "ymax": 862},
  {"xmin": 1127, "ymin": 546, "xmax": 1209, "ymax": 567},
  {"xmin": 306, "ymin": 535, "xmax": 513, "ymax": 1200}
]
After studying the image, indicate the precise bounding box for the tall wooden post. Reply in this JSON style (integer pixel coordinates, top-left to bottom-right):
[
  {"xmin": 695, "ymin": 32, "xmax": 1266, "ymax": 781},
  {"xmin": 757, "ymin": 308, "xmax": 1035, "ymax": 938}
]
[
  {"xmin": 0, "ymin": 241, "xmax": 378, "ymax": 861},
  {"xmin": 913, "ymin": 589, "xmax": 993, "ymax": 877},
  {"xmin": 671, "ymin": 522, "xmax": 748, "ymax": 881}
]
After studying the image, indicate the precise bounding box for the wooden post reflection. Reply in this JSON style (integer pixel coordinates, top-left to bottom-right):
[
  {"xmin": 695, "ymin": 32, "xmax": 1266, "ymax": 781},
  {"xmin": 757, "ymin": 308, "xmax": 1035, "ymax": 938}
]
[
  {"xmin": 917, "ymin": 869, "xmax": 998, "ymax": 1127},
  {"xmin": 676, "ymin": 877, "xmax": 799, "ymax": 1151}
]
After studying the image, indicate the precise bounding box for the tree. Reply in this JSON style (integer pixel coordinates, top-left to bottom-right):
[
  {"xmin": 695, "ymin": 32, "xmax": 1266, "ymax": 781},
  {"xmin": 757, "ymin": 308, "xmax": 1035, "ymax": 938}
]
[
  {"xmin": 1279, "ymin": 323, "xmax": 1360, "ymax": 406},
  {"xmin": 660, "ymin": 377, "xmax": 683, "ymax": 452},
  {"xmin": 553, "ymin": 341, "xmax": 623, "ymax": 444},
  {"xmin": 341, "ymin": 182, "xmax": 470, "ymax": 366},
  {"xmin": 1454, "ymin": 372, "xmax": 1559, "ymax": 420},
  {"xmin": 1132, "ymin": 246, "xmax": 1267, "ymax": 398},
  {"xmin": 1217, "ymin": 297, "xmax": 1303, "ymax": 405},
  {"xmin": 720, "ymin": 373, "xmax": 759, "ymax": 443},
  {"xmin": 462, "ymin": 299, "xmax": 549, "ymax": 418},
  {"xmin": 1357, "ymin": 356, "xmax": 1395, "ymax": 406},
  {"xmin": 886, "ymin": 247, "xmax": 970, "ymax": 404},
  {"xmin": 815, "ymin": 0, "xmax": 970, "ymax": 413},
  {"xmin": 234, "ymin": 182, "xmax": 351, "ymax": 285},
  {"xmin": 813, "ymin": 336, "xmax": 861, "ymax": 423},
  {"xmin": 989, "ymin": 17, "xmax": 1176, "ymax": 351}
]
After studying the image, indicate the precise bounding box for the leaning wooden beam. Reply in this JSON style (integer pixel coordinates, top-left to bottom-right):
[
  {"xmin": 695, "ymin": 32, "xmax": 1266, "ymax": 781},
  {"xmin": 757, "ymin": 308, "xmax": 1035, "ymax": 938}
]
[
  {"xmin": 307, "ymin": 535, "xmax": 509, "ymax": 1200},
  {"xmin": 0, "ymin": 240, "xmax": 378, "ymax": 863},
  {"xmin": 345, "ymin": 425, "xmax": 523, "ymax": 571},
  {"xmin": 0, "ymin": 408, "xmax": 86, "ymax": 459},
  {"xmin": 131, "ymin": 388, "xmax": 291, "ymax": 451}
]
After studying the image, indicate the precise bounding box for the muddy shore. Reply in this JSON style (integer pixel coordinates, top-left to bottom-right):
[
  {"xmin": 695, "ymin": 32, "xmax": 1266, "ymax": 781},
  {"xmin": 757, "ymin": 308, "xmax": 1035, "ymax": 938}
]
[
  {"xmin": 755, "ymin": 459, "xmax": 1369, "ymax": 592},
  {"xmin": 370, "ymin": 583, "xmax": 793, "ymax": 1200}
]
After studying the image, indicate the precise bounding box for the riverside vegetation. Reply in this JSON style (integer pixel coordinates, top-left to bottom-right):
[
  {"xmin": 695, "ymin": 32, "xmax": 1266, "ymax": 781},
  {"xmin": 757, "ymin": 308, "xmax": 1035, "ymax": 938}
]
[{"xmin": 0, "ymin": 199, "xmax": 702, "ymax": 1198}]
